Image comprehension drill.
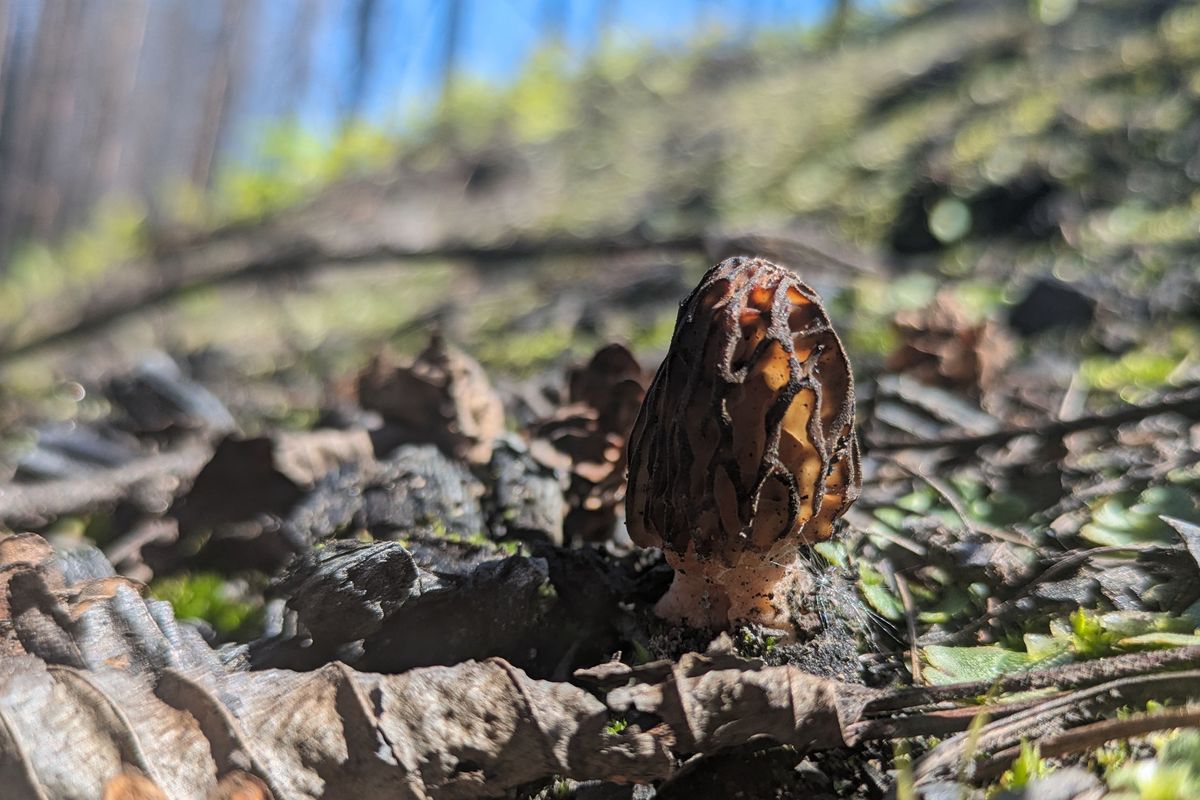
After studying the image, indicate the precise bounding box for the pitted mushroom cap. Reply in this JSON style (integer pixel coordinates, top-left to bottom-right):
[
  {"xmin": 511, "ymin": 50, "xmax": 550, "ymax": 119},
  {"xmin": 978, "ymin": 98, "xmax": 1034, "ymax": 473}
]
[{"xmin": 626, "ymin": 256, "xmax": 860, "ymax": 564}]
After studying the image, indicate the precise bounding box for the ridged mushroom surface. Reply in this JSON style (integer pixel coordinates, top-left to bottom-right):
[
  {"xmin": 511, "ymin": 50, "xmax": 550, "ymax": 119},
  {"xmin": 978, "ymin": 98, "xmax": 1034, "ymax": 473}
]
[{"xmin": 626, "ymin": 256, "xmax": 860, "ymax": 630}]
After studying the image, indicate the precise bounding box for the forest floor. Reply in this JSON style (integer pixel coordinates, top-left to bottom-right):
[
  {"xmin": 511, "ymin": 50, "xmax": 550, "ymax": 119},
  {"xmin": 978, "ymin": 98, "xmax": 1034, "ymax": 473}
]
[{"xmin": 3, "ymin": 1, "xmax": 1200, "ymax": 798}]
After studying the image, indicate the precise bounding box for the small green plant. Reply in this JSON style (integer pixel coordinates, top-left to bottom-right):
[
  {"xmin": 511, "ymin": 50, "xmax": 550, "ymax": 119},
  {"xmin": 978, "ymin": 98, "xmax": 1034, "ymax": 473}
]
[
  {"xmin": 1080, "ymin": 486, "xmax": 1200, "ymax": 547},
  {"xmin": 603, "ymin": 718, "xmax": 628, "ymax": 735},
  {"xmin": 1064, "ymin": 608, "xmax": 1123, "ymax": 659},
  {"xmin": 893, "ymin": 739, "xmax": 917, "ymax": 800},
  {"xmin": 150, "ymin": 572, "xmax": 262, "ymax": 639},
  {"xmin": 992, "ymin": 740, "xmax": 1053, "ymax": 795},
  {"xmin": 1107, "ymin": 729, "xmax": 1200, "ymax": 799}
]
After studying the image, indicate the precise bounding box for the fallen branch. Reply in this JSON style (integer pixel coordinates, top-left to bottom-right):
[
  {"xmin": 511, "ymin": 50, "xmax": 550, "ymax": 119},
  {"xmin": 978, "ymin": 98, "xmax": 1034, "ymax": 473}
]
[
  {"xmin": 864, "ymin": 645, "xmax": 1200, "ymax": 714},
  {"xmin": 974, "ymin": 706, "xmax": 1200, "ymax": 781},
  {"xmin": 0, "ymin": 445, "xmax": 211, "ymax": 528},
  {"xmin": 867, "ymin": 385, "xmax": 1200, "ymax": 452},
  {"xmin": 912, "ymin": 669, "xmax": 1200, "ymax": 784},
  {"xmin": 0, "ymin": 227, "xmax": 871, "ymax": 363}
]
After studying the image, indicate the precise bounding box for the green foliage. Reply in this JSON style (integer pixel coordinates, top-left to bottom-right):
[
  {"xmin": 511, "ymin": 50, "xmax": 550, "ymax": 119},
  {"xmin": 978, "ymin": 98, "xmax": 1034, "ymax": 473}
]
[
  {"xmin": 858, "ymin": 562, "xmax": 905, "ymax": 622},
  {"xmin": 474, "ymin": 326, "xmax": 595, "ymax": 374},
  {"xmin": 993, "ymin": 740, "xmax": 1053, "ymax": 795},
  {"xmin": 150, "ymin": 572, "xmax": 262, "ymax": 639},
  {"xmin": 1081, "ymin": 325, "xmax": 1200, "ymax": 400},
  {"xmin": 507, "ymin": 46, "xmax": 577, "ymax": 142},
  {"xmin": 603, "ymin": 718, "xmax": 628, "ymax": 735},
  {"xmin": 922, "ymin": 644, "xmax": 1032, "ymax": 685},
  {"xmin": 1080, "ymin": 486, "xmax": 1200, "ymax": 547},
  {"xmin": 630, "ymin": 309, "xmax": 679, "ymax": 353},
  {"xmin": 1061, "ymin": 608, "xmax": 1123, "ymax": 659},
  {"xmin": 893, "ymin": 739, "xmax": 917, "ymax": 800},
  {"xmin": 0, "ymin": 200, "xmax": 146, "ymax": 321},
  {"xmin": 215, "ymin": 120, "xmax": 398, "ymax": 221},
  {"xmin": 935, "ymin": 607, "xmax": 1200, "ymax": 686},
  {"xmin": 1108, "ymin": 730, "xmax": 1200, "ymax": 800}
]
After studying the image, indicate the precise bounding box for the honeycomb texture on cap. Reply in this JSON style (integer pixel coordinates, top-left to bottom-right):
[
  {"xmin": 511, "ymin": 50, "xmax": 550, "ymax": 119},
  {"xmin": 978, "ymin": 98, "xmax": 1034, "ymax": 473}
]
[{"xmin": 626, "ymin": 256, "xmax": 861, "ymax": 568}]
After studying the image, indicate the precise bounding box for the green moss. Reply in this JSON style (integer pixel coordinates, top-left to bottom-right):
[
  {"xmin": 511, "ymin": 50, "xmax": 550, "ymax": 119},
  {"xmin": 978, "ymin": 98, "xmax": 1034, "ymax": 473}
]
[
  {"xmin": 150, "ymin": 572, "xmax": 264, "ymax": 640},
  {"xmin": 474, "ymin": 326, "xmax": 594, "ymax": 374}
]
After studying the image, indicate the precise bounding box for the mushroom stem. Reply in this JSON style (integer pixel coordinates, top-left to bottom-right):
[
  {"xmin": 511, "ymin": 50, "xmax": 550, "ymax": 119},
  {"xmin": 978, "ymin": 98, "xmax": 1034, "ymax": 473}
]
[{"xmin": 655, "ymin": 550, "xmax": 815, "ymax": 632}]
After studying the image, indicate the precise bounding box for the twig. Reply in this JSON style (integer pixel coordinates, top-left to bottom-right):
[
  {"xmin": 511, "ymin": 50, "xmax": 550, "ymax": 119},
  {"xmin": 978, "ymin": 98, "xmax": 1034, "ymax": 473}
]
[
  {"xmin": 912, "ymin": 669, "xmax": 1200, "ymax": 784},
  {"xmin": 0, "ymin": 446, "xmax": 211, "ymax": 527},
  {"xmin": 895, "ymin": 573, "xmax": 923, "ymax": 685},
  {"xmin": 920, "ymin": 544, "xmax": 1175, "ymax": 646},
  {"xmin": 865, "ymin": 645, "xmax": 1200, "ymax": 714},
  {"xmin": 867, "ymin": 385, "xmax": 1200, "ymax": 452},
  {"xmin": 974, "ymin": 706, "xmax": 1200, "ymax": 781}
]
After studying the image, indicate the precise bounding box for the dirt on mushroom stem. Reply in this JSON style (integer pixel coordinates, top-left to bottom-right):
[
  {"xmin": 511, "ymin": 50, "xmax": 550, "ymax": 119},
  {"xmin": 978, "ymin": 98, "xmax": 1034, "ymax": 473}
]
[{"xmin": 625, "ymin": 256, "xmax": 861, "ymax": 635}]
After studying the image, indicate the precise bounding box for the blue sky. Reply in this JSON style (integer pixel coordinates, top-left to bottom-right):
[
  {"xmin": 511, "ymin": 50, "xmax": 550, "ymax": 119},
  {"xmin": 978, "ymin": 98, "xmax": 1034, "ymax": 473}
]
[{"xmin": 247, "ymin": 0, "xmax": 851, "ymax": 138}]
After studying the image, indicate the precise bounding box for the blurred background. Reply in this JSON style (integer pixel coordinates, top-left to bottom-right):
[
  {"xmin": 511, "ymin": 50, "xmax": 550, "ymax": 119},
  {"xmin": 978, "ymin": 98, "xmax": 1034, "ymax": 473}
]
[{"xmin": 1, "ymin": 0, "xmax": 1198, "ymax": 418}]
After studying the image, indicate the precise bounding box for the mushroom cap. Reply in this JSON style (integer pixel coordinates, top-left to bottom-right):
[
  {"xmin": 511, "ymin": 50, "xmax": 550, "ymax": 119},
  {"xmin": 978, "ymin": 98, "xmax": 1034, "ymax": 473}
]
[{"xmin": 625, "ymin": 256, "xmax": 860, "ymax": 565}]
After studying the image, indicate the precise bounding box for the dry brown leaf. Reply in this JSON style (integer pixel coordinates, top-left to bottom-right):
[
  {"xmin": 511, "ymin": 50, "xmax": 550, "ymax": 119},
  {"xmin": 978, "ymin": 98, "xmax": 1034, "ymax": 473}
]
[
  {"xmin": 886, "ymin": 290, "xmax": 1012, "ymax": 396},
  {"xmin": 531, "ymin": 344, "xmax": 648, "ymax": 541},
  {"xmin": 358, "ymin": 334, "xmax": 505, "ymax": 465},
  {"xmin": 0, "ymin": 534, "xmax": 879, "ymax": 799}
]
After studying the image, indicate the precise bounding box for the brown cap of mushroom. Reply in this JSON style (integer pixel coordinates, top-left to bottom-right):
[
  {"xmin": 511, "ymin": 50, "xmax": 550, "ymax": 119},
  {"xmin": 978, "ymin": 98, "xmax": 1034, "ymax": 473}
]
[{"xmin": 625, "ymin": 256, "xmax": 861, "ymax": 631}]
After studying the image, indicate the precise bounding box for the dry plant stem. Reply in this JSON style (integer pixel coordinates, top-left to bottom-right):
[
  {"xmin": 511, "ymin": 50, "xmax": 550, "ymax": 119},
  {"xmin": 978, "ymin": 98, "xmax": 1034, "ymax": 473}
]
[
  {"xmin": 912, "ymin": 669, "xmax": 1200, "ymax": 784},
  {"xmin": 894, "ymin": 574, "xmax": 922, "ymax": 684},
  {"xmin": 851, "ymin": 696, "xmax": 1051, "ymax": 740},
  {"xmin": 866, "ymin": 644, "xmax": 1200, "ymax": 713},
  {"xmin": 974, "ymin": 707, "xmax": 1200, "ymax": 782},
  {"xmin": 869, "ymin": 384, "xmax": 1200, "ymax": 452}
]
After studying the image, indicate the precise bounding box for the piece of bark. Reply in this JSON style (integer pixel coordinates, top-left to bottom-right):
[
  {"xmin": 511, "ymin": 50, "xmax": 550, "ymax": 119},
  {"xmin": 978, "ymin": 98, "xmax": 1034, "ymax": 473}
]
[
  {"xmin": 106, "ymin": 352, "xmax": 237, "ymax": 440},
  {"xmin": 531, "ymin": 344, "xmax": 648, "ymax": 542},
  {"xmin": 16, "ymin": 423, "xmax": 143, "ymax": 482},
  {"xmin": 166, "ymin": 430, "xmax": 375, "ymax": 570},
  {"xmin": 262, "ymin": 538, "xmax": 634, "ymax": 679},
  {"xmin": 274, "ymin": 540, "xmax": 419, "ymax": 642},
  {"xmin": 358, "ymin": 334, "xmax": 505, "ymax": 465},
  {"xmin": 358, "ymin": 445, "xmax": 485, "ymax": 540},
  {"xmin": 0, "ymin": 446, "xmax": 212, "ymax": 530},
  {"xmin": 482, "ymin": 434, "xmax": 567, "ymax": 545}
]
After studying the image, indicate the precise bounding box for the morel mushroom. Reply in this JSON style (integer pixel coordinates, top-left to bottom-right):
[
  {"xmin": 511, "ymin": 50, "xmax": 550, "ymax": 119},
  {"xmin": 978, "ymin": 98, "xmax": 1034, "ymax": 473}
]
[{"xmin": 626, "ymin": 256, "xmax": 861, "ymax": 631}]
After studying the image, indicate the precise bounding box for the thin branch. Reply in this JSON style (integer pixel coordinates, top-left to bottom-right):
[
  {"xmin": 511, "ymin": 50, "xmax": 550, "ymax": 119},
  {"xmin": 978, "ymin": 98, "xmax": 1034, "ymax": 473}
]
[
  {"xmin": 895, "ymin": 573, "xmax": 922, "ymax": 685},
  {"xmin": 0, "ymin": 227, "xmax": 871, "ymax": 363},
  {"xmin": 975, "ymin": 706, "xmax": 1200, "ymax": 781},
  {"xmin": 865, "ymin": 645, "xmax": 1200, "ymax": 714},
  {"xmin": 0, "ymin": 445, "xmax": 211, "ymax": 527},
  {"xmin": 867, "ymin": 385, "xmax": 1200, "ymax": 452}
]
